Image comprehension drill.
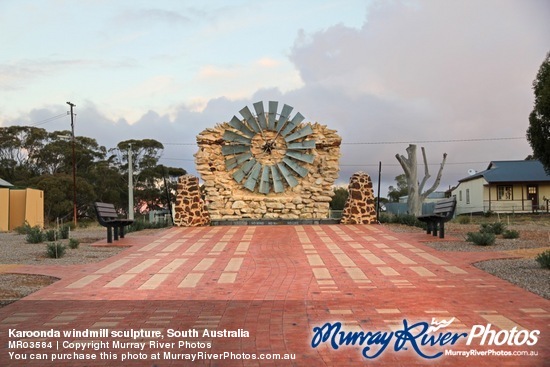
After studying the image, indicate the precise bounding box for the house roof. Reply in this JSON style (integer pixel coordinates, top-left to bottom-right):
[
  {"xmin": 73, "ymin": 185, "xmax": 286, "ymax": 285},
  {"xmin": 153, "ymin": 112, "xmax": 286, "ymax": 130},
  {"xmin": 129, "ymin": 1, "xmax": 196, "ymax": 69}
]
[
  {"xmin": 0, "ymin": 178, "xmax": 14, "ymax": 187},
  {"xmin": 459, "ymin": 160, "xmax": 550, "ymax": 184}
]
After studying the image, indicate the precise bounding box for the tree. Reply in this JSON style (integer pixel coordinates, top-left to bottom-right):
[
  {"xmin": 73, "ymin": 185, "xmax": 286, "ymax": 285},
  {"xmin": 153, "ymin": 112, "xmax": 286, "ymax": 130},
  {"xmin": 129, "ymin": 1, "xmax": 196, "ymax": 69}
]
[
  {"xmin": 330, "ymin": 187, "xmax": 349, "ymax": 210},
  {"xmin": 0, "ymin": 125, "xmax": 191, "ymax": 223},
  {"xmin": 395, "ymin": 144, "xmax": 447, "ymax": 216},
  {"xmin": 527, "ymin": 52, "xmax": 550, "ymax": 173},
  {"xmin": 387, "ymin": 174, "xmax": 408, "ymax": 202},
  {"xmin": 0, "ymin": 126, "xmax": 48, "ymax": 184},
  {"xmin": 31, "ymin": 174, "xmax": 95, "ymax": 221}
]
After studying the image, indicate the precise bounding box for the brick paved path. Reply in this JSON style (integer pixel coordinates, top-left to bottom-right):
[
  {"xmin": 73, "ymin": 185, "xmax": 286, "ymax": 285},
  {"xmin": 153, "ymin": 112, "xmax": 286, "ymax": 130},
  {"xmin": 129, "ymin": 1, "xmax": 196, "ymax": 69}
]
[{"xmin": 1, "ymin": 225, "xmax": 548, "ymax": 366}]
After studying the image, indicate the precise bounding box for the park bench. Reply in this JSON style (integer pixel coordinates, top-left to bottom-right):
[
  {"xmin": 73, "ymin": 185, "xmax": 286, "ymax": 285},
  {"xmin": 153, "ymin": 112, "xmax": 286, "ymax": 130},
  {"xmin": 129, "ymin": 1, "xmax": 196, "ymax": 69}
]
[
  {"xmin": 93, "ymin": 202, "xmax": 134, "ymax": 243},
  {"xmin": 417, "ymin": 197, "xmax": 456, "ymax": 239}
]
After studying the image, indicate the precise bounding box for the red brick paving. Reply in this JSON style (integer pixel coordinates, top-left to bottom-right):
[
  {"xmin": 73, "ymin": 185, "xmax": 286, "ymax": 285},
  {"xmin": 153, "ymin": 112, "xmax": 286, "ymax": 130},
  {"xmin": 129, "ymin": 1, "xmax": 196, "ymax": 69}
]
[{"xmin": 0, "ymin": 224, "xmax": 548, "ymax": 366}]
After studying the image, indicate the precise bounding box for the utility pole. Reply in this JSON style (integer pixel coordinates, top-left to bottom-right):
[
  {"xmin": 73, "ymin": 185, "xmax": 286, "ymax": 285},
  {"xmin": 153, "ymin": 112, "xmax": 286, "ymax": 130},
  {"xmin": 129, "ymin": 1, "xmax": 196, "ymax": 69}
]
[
  {"xmin": 66, "ymin": 101, "xmax": 77, "ymax": 227},
  {"xmin": 128, "ymin": 144, "xmax": 134, "ymax": 220},
  {"xmin": 376, "ymin": 161, "xmax": 382, "ymax": 223}
]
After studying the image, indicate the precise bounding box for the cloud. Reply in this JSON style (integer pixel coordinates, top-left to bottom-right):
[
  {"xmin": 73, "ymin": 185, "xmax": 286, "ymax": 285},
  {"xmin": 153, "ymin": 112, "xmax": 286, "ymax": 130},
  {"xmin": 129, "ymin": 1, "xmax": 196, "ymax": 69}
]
[
  {"xmin": 2, "ymin": 0, "xmax": 548, "ymax": 196},
  {"xmin": 0, "ymin": 59, "xmax": 96, "ymax": 90},
  {"xmin": 113, "ymin": 8, "xmax": 192, "ymax": 26},
  {"xmin": 284, "ymin": 0, "xmax": 549, "ymax": 188},
  {"xmin": 191, "ymin": 58, "xmax": 302, "ymax": 103}
]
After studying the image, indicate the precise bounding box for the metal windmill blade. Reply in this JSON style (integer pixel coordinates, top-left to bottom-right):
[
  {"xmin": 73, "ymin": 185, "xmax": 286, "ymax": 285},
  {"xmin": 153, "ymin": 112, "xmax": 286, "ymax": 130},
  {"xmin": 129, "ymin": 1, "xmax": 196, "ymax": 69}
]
[
  {"xmin": 243, "ymin": 161, "xmax": 262, "ymax": 191},
  {"xmin": 240, "ymin": 106, "xmax": 261, "ymax": 133},
  {"xmin": 228, "ymin": 116, "xmax": 255, "ymax": 138},
  {"xmin": 253, "ymin": 101, "xmax": 268, "ymax": 130},
  {"xmin": 267, "ymin": 101, "xmax": 278, "ymax": 130},
  {"xmin": 258, "ymin": 165, "xmax": 271, "ymax": 194}
]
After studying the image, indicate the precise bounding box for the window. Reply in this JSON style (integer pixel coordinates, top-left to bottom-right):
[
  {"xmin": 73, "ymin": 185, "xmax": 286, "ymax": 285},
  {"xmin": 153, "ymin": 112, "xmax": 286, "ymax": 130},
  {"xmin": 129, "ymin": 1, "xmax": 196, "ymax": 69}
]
[
  {"xmin": 528, "ymin": 186, "xmax": 537, "ymax": 194},
  {"xmin": 466, "ymin": 189, "xmax": 470, "ymax": 204},
  {"xmin": 497, "ymin": 185, "xmax": 513, "ymax": 200},
  {"xmin": 459, "ymin": 190, "xmax": 462, "ymax": 201}
]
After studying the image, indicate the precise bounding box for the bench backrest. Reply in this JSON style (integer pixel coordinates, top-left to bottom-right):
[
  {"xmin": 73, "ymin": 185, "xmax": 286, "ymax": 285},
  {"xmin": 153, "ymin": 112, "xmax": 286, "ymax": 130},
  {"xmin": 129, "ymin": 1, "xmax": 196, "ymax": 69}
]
[
  {"xmin": 432, "ymin": 197, "xmax": 456, "ymax": 218},
  {"xmin": 94, "ymin": 202, "xmax": 119, "ymax": 222}
]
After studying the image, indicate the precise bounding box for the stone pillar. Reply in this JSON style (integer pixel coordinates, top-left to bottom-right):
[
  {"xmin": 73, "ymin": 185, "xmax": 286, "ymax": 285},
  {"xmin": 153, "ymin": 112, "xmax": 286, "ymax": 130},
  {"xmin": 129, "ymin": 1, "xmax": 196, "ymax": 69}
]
[
  {"xmin": 341, "ymin": 172, "xmax": 377, "ymax": 224},
  {"xmin": 174, "ymin": 175, "xmax": 210, "ymax": 227}
]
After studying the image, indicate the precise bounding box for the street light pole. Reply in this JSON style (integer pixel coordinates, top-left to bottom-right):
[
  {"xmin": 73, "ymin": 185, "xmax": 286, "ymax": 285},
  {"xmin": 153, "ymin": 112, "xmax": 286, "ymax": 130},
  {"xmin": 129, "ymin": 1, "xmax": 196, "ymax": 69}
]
[{"xmin": 67, "ymin": 101, "xmax": 77, "ymax": 227}]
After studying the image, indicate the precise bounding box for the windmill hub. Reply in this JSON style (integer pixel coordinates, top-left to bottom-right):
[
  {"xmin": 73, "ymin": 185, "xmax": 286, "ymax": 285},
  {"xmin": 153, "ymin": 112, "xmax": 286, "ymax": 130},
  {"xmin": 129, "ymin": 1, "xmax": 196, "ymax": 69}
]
[
  {"xmin": 262, "ymin": 140, "xmax": 276, "ymax": 153},
  {"xmin": 250, "ymin": 131, "xmax": 287, "ymax": 165}
]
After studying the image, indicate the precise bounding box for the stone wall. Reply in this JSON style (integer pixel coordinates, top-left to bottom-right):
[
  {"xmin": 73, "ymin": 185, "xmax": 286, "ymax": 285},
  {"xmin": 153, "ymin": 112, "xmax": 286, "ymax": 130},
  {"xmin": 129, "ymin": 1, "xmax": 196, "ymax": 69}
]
[
  {"xmin": 195, "ymin": 123, "xmax": 341, "ymax": 220},
  {"xmin": 173, "ymin": 175, "xmax": 210, "ymax": 227},
  {"xmin": 341, "ymin": 172, "xmax": 377, "ymax": 224}
]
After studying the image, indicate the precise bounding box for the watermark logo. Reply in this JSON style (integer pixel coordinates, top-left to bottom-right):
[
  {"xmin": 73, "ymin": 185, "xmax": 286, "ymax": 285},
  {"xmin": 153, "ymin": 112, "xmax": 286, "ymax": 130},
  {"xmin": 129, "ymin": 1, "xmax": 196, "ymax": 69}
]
[
  {"xmin": 466, "ymin": 324, "xmax": 539, "ymax": 346},
  {"xmin": 311, "ymin": 318, "xmax": 540, "ymax": 360}
]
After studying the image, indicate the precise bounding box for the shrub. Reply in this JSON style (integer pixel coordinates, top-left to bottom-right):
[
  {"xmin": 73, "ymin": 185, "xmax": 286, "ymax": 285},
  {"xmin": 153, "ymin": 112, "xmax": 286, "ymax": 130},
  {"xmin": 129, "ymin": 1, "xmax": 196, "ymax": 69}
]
[
  {"xmin": 457, "ymin": 216, "xmax": 471, "ymax": 224},
  {"xmin": 535, "ymin": 250, "xmax": 550, "ymax": 269},
  {"xmin": 502, "ymin": 229, "xmax": 520, "ymax": 239},
  {"xmin": 378, "ymin": 213, "xmax": 391, "ymax": 223},
  {"xmin": 14, "ymin": 221, "xmax": 32, "ymax": 235},
  {"xmin": 466, "ymin": 232, "xmax": 496, "ymax": 246},
  {"xmin": 46, "ymin": 242, "xmax": 66, "ymax": 258},
  {"xmin": 26, "ymin": 226, "xmax": 45, "ymax": 244},
  {"xmin": 480, "ymin": 222, "xmax": 506, "ymax": 235},
  {"xmin": 59, "ymin": 225, "xmax": 70, "ymax": 239},
  {"xmin": 45, "ymin": 229, "xmax": 58, "ymax": 242},
  {"xmin": 377, "ymin": 213, "xmax": 425, "ymax": 228},
  {"xmin": 396, "ymin": 214, "xmax": 425, "ymax": 228},
  {"xmin": 68, "ymin": 238, "xmax": 80, "ymax": 249},
  {"xmin": 126, "ymin": 219, "xmax": 171, "ymax": 233}
]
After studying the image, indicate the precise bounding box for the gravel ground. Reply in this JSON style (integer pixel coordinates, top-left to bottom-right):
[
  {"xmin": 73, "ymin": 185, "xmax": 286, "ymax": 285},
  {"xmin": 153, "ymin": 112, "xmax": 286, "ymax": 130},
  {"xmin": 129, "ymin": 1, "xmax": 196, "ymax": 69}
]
[
  {"xmin": 384, "ymin": 221, "xmax": 550, "ymax": 299},
  {"xmin": 1, "ymin": 222, "xmax": 549, "ymax": 305},
  {"xmin": 0, "ymin": 226, "xmax": 130, "ymax": 306},
  {"xmin": 0, "ymin": 227, "xmax": 124, "ymax": 265},
  {"xmin": 475, "ymin": 258, "xmax": 550, "ymax": 299}
]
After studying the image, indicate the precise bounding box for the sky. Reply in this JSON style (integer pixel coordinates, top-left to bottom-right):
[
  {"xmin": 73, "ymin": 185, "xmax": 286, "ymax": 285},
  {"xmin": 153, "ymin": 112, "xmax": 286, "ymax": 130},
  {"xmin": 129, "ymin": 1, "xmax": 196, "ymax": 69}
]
[{"xmin": 1, "ymin": 0, "xmax": 549, "ymax": 197}]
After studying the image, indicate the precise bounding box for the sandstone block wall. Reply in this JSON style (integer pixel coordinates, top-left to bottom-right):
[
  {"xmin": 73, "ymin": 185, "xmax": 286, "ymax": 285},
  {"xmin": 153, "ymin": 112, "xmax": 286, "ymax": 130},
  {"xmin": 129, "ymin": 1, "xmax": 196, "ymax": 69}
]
[
  {"xmin": 195, "ymin": 123, "xmax": 341, "ymax": 220},
  {"xmin": 341, "ymin": 172, "xmax": 377, "ymax": 224},
  {"xmin": 174, "ymin": 175, "xmax": 210, "ymax": 227}
]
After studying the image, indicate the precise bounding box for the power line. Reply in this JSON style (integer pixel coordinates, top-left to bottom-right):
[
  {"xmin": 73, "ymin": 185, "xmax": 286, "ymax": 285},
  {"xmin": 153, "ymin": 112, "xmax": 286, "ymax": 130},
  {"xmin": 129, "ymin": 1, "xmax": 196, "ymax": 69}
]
[
  {"xmin": 343, "ymin": 137, "xmax": 524, "ymax": 145},
  {"xmin": 30, "ymin": 112, "xmax": 69, "ymax": 127},
  {"xmin": 341, "ymin": 161, "xmax": 488, "ymax": 167},
  {"xmin": 161, "ymin": 136, "xmax": 524, "ymax": 146},
  {"xmin": 160, "ymin": 157, "xmax": 489, "ymax": 167}
]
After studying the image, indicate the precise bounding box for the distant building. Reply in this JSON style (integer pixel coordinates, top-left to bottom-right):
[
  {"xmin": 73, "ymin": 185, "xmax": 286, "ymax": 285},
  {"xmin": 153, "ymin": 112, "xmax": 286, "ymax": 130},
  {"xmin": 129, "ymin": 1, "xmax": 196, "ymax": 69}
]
[{"xmin": 451, "ymin": 160, "xmax": 550, "ymax": 215}]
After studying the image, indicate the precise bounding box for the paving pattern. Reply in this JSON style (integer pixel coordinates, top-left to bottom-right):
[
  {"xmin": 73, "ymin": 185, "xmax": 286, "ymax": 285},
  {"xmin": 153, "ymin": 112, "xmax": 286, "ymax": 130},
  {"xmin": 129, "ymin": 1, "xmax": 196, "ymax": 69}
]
[{"xmin": 0, "ymin": 225, "xmax": 548, "ymax": 366}]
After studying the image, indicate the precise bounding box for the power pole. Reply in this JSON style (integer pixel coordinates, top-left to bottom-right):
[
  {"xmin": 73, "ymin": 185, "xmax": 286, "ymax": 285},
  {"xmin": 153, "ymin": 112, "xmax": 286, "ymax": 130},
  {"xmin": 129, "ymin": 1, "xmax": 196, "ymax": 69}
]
[
  {"xmin": 128, "ymin": 144, "xmax": 134, "ymax": 220},
  {"xmin": 66, "ymin": 101, "xmax": 77, "ymax": 227},
  {"xmin": 376, "ymin": 161, "xmax": 382, "ymax": 223}
]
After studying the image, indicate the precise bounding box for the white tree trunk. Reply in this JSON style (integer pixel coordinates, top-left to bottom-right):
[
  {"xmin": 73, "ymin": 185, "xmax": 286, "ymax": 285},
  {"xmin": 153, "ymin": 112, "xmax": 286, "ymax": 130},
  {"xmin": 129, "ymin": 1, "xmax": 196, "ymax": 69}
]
[{"xmin": 395, "ymin": 144, "xmax": 447, "ymax": 216}]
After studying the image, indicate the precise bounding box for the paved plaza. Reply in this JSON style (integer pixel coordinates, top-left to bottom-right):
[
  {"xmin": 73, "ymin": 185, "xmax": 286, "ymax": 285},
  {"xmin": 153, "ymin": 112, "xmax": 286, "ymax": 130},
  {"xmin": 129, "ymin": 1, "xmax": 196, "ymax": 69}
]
[{"xmin": 1, "ymin": 224, "xmax": 548, "ymax": 366}]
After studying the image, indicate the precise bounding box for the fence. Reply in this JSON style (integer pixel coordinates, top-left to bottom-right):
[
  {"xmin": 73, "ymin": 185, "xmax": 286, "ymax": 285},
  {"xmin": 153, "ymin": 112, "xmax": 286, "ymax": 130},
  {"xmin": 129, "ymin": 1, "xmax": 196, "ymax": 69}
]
[{"xmin": 385, "ymin": 202, "xmax": 436, "ymax": 216}]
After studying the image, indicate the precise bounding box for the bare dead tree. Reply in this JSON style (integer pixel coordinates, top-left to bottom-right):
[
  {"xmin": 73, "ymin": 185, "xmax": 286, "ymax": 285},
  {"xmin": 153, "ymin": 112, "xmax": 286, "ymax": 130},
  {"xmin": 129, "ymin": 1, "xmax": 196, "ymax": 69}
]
[{"xmin": 395, "ymin": 144, "xmax": 447, "ymax": 216}]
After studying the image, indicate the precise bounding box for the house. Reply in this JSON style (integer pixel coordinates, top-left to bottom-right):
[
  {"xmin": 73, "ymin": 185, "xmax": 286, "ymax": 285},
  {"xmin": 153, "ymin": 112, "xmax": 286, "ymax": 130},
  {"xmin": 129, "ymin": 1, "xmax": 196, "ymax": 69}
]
[{"xmin": 451, "ymin": 160, "xmax": 550, "ymax": 215}]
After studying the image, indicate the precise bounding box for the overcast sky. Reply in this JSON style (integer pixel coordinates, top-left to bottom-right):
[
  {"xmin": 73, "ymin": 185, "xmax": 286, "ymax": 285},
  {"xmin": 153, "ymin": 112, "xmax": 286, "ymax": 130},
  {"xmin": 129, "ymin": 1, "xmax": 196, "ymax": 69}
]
[{"xmin": 1, "ymin": 0, "xmax": 548, "ymax": 196}]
